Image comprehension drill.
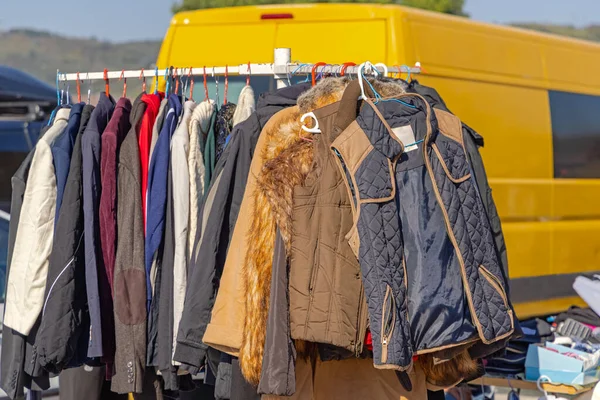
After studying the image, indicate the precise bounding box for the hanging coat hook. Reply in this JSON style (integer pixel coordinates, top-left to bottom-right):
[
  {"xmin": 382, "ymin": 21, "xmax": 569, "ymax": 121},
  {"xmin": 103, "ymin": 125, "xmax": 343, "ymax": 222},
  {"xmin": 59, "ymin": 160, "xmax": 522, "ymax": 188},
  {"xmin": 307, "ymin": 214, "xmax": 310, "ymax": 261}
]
[
  {"xmin": 374, "ymin": 63, "xmax": 389, "ymax": 77},
  {"xmin": 55, "ymin": 70, "xmax": 61, "ymax": 106},
  {"xmin": 104, "ymin": 68, "xmax": 110, "ymax": 97},
  {"xmin": 165, "ymin": 67, "xmax": 171, "ymax": 95},
  {"xmin": 246, "ymin": 62, "xmax": 251, "ymax": 87},
  {"xmin": 76, "ymin": 72, "xmax": 81, "ymax": 103},
  {"xmin": 119, "ymin": 69, "xmax": 127, "ymax": 98},
  {"xmin": 224, "ymin": 65, "xmax": 229, "ymax": 105},
  {"xmin": 86, "ymin": 72, "xmax": 92, "ymax": 104},
  {"xmin": 316, "ymin": 64, "xmax": 330, "ymax": 81},
  {"xmin": 311, "ymin": 62, "xmax": 327, "ymax": 86},
  {"xmin": 213, "ymin": 67, "xmax": 220, "ymax": 105},
  {"xmin": 154, "ymin": 66, "xmax": 159, "ymax": 94},
  {"xmin": 203, "ymin": 66, "xmax": 209, "ymax": 101},
  {"xmin": 340, "ymin": 62, "xmax": 356, "ymax": 77},
  {"xmin": 140, "ymin": 68, "xmax": 146, "ymax": 93},
  {"xmin": 174, "ymin": 67, "xmax": 180, "ymax": 95},
  {"xmin": 188, "ymin": 67, "xmax": 194, "ymax": 101}
]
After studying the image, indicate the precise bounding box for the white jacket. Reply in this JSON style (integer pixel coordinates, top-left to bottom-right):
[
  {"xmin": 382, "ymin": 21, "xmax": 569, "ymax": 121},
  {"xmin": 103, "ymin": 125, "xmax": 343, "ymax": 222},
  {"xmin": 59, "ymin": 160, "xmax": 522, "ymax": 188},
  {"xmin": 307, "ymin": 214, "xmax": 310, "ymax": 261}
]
[
  {"xmin": 187, "ymin": 100, "xmax": 215, "ymax": 261},
  {"xmin": 4, "ymin": 108, "xmax": 70, "ymax": 335},
  {"xmin": 171, "ymin": 100, "xmax": 196, "ymax": 363}
]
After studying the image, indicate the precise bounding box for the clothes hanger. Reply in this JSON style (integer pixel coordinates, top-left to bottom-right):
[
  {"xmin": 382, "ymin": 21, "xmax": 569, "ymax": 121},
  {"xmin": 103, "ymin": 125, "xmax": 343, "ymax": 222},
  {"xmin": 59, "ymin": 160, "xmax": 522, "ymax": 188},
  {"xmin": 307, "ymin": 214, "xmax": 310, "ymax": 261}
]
[
  {"xmin": 86, "ymin": 73, "xmax": 92, "ymax": 104},
  {"xmin": 311, "ymin": 62, "xmax": 326, "ymax": 86},
  {"xmin": 213, "ymin": 67, "xmax": 220, "ymax": 105},
  {"xmin": 316, "ymin": 64, "xmax": 330, "ymax": 81},
  {"xmin": 188, "ymin": 67, "xmax": 195, "ymax": 101},
  {"xmin": 62, "ymin": 77, "xmax": 70, "ymax": 106},
  {"xmin": 154, "ymin": 66, "xmax": 159, "ymax": 95},
  {"xmin": 223, "ymin": 65, "xmax": 228, "ymax": 105},
  {"xmin": 76, "ymin": 72, "xmax": 81, "ymax": 103},
  {"xmin": 104, "ymin": 68, "xmax": 110, "ymax": 97},
  {"xmin": 119, "ymin": 69, "xmax": 127, "ymax": 98},
  {"xmin": 374, "ymin": 63, "xmax": 389, "ymax": 77},
  {"xmin": 300, "ymin": 112, "xmax": 320, "ymax": 142},
  {"xmin": 340, "ymin": 62, "xmax": 356, "ymax": 77},
  {"xmin": 203, "ymin": 66, "xmax": 209, "ymax": 102},
  {"xmin": 140, "ymin": 68, "xmax": 147, "ymax": 93},
  {"xmin": 174, "ymin": 68, "xmax": 180, "ymax": 95},
  {"xmin": 246, "ymin": 62, "xmax": 251, "ymax": 87},
  {"xmin": 165, "ymin": 67, "xmax": 171, "ymax": 95}
]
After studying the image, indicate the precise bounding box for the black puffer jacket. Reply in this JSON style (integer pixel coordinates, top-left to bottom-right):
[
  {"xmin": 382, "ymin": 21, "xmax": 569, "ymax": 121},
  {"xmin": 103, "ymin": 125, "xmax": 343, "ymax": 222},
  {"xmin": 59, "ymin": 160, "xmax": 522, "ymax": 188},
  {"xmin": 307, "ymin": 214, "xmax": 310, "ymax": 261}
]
[{"xmin": 174, "ymin": 83, "xmax": 310, "ymax": 370}]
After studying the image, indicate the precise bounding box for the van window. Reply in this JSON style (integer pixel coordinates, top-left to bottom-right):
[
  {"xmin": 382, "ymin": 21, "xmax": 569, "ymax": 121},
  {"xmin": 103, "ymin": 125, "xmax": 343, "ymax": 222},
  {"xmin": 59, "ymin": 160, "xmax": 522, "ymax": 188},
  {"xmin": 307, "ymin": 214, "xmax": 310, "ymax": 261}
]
[{"xmin": 550, "ymin": 90, "xmax": 600, "ymax": 179}]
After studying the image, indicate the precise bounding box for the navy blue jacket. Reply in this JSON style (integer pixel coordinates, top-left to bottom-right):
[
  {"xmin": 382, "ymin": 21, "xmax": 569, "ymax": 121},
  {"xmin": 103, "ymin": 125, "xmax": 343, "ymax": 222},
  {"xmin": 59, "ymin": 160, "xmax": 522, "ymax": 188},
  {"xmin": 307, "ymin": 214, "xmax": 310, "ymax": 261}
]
[
  {"xmin": 52, "ymin": 103, "xmax": 84, "ymax": 222},
  {"xmin": 81, "ymin": 93, "xmax": 115, "ymax": 359},
  {"xmin": 145, "ymin": 94, "xmax": 182, "ymax": 309}
]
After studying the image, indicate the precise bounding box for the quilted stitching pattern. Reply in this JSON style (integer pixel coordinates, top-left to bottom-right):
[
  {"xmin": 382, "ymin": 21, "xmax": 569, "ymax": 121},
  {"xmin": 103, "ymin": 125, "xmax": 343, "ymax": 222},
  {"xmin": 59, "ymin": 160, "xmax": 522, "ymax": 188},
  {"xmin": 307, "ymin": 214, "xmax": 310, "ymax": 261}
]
[
  {"xmin": 355, "ymin": 155, "xmax": 392, "ymax": 200},
  {"xmin": 351, "ymin": 105, "xmax": 413, "ymax": 369},
  {"xmin": 356, "ymin": 155, "xmax": 412, "ymax": 369},
  {"xmin": 429, "ymin": 139, "xmax": 512, "ymax": 341}
]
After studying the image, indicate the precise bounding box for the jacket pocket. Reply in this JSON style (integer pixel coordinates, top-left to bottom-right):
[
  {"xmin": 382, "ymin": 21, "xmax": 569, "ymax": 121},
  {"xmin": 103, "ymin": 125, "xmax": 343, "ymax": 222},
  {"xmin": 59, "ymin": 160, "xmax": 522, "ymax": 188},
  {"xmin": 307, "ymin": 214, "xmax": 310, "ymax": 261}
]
[
  {"xmin": 308, "ymin": 241, "xmax": 320, "ymax": 294},
  {"xmin": 431, "ymin": 142, "xmax": 471, "ymax": 184},
  {"xmin": 381, "ymin": 285, "xmax": 396, "ymax": 364},
  {"xmin": 478, "ymin": 265, "xmax": 509, "ymax": 309}
]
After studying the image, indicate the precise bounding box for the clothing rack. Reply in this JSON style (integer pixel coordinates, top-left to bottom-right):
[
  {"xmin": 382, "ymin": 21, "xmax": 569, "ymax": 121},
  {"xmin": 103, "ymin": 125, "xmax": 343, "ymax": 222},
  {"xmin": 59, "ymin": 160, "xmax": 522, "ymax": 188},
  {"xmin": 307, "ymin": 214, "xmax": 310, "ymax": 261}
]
[{"xmin": 57, "ymin": 48, "xmax": 422, "ymax": 89}]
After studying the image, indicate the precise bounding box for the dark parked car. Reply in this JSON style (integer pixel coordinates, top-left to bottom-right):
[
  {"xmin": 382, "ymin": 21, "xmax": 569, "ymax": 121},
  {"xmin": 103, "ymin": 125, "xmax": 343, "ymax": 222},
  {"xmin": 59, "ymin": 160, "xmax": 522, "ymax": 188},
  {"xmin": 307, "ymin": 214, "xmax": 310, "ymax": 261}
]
[
  {"xmin": 0, "ymin": 67, "xmax": 58, "ymax": 399},
  {"xmin": 0, "ymin": 66, "xmax": 57, "ymax": 210}
]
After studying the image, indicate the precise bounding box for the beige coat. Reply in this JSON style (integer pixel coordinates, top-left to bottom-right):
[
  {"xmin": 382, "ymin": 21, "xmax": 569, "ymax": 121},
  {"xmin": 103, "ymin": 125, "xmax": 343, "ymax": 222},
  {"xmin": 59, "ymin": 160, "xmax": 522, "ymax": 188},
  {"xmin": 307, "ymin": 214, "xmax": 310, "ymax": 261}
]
[
  {"xmin": 4, "ymin": 108, "xmax": 70, "ymax": 335},
  {"xmin": 187, "ymin": 99, "xmax": 215, "ymax": 260},
  {"xmin": 202, "ymin": 106, "xmax": 298, "ymax": 357},
  {"xmin": 172, "ymin": 100, "xmax": 196, "ymax": 364}
]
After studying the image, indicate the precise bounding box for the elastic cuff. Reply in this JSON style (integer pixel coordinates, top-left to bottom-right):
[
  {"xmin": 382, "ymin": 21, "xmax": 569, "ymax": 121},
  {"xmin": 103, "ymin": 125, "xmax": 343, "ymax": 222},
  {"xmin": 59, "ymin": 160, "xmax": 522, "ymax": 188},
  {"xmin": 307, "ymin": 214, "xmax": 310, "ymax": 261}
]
[{"xmin": 173, "ymin": 341, "xmax": 206, "ymax": 369}]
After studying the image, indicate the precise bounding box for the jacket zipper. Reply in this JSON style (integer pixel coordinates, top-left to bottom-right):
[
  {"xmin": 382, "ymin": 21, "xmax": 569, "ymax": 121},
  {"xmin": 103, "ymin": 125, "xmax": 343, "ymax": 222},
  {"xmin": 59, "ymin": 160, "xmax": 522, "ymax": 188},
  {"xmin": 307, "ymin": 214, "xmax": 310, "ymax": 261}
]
[
  {"xmin": 479, "ymin": 265, "xmax": 510, "ymax": 309},
  {"xmin": 308, "ymin": 242, "xmax": 320, "ymax": 294},
  {"xmin": 381, "ymin": 285, "xmax": 396, "ymax": 364},
  {"xmin": 354, "ymin": 288, "xmax": 367, "ymax": 357}
]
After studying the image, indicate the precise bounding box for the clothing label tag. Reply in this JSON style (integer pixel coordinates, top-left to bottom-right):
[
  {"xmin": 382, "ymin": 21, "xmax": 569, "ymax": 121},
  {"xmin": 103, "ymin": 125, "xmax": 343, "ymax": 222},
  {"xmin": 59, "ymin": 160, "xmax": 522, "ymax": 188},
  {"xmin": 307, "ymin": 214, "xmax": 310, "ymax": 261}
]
[{"xmin": 391, "ymin": 125, "xmax": 418, "ymax": 152}]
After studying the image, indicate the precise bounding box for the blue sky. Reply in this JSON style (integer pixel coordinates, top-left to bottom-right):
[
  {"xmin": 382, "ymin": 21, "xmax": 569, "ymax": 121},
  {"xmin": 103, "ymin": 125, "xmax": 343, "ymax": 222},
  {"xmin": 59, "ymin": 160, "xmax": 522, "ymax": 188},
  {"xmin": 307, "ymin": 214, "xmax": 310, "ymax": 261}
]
[{"xmin": 2, "ymin": 0, "xmax": 599, "ymax": 42}]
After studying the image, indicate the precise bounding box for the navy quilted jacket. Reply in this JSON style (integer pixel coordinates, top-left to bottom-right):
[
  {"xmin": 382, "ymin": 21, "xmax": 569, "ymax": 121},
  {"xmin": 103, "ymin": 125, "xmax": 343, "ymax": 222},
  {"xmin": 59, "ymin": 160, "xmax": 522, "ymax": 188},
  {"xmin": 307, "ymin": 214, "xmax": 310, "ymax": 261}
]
[{"xmin": 331, "ymin": 93, "xmax": 515, "ymax": 371}]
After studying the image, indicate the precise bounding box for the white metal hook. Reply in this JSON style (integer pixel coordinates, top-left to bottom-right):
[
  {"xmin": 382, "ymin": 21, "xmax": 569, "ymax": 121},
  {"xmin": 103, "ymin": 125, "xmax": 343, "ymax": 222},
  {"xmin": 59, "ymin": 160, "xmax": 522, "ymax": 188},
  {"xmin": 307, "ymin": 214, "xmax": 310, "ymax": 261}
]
[
  {"xmin": 375, "ymin": 63, "xmax": 389, "ymax": 77},
  {"xmin": 300, "ymin": 112, "xmax": 321, "ymax": 133},
  {"xmin": 86, "ymin": 73, "xmax": 91, "ymax": 104}
]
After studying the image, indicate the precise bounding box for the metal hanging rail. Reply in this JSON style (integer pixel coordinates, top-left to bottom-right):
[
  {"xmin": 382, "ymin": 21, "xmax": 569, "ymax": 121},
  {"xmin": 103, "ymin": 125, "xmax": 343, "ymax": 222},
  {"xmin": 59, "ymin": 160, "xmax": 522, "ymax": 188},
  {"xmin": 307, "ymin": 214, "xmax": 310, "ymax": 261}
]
[{"xmin": 57, "ymin": 48, "xmax": 422, "ymax": 89}]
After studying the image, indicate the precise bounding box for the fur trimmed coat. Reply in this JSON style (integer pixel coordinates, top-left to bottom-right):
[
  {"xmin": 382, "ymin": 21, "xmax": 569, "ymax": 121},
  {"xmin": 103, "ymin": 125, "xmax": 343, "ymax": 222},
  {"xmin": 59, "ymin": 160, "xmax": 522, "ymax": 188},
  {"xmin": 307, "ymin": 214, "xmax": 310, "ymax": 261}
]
[{"xmin": 239, "ymin": 77, "xmax": 412, "ymax": 385}]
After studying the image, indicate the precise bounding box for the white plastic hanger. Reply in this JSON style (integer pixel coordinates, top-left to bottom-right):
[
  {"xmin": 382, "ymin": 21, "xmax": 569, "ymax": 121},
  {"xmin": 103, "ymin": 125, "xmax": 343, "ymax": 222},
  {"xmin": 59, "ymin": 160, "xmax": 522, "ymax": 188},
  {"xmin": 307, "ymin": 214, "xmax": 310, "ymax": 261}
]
[
  {"xmin": 300, "ymin": 111, "xmax": 321, "ymax": 134},
  {"xmin": 374, "ymin": 62, "xmax": 389, "ymax": 76}
]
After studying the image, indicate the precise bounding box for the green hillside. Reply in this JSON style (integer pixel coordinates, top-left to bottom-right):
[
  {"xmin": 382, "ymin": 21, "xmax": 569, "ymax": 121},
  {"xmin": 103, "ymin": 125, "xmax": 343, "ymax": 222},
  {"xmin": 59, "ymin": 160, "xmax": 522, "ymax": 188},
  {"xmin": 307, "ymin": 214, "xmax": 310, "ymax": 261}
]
[
  {"xmin": 0, "ymin": 29, "xmax": 161, "ymax": 85},
  {"xmin": 511, "ymin": 23, "xmax": 600, "ymax": 42}
]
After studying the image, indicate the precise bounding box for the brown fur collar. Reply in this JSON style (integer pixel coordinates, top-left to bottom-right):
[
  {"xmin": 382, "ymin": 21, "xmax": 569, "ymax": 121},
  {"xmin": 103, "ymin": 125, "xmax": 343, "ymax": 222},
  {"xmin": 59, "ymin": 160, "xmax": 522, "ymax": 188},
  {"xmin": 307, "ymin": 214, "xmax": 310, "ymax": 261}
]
[{"xmin": 239, "ymin": 77, "xmax": 408, "ymax": 385}]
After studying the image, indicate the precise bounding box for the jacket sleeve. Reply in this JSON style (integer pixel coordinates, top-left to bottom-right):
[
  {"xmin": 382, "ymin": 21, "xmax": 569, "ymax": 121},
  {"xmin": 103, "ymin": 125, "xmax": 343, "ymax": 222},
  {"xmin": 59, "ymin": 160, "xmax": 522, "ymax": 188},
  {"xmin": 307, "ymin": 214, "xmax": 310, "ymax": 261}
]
[
  {"xmin": 4, "ymin": 140, "xmax": 57, "ymax": 336},
  {"xmin": 462, "ymin": 125, "xmax": 510, "ymax": 289},
  {"xmin": 171, "ymin": 132, "xmax": 190, "ymax": 365},
  {"xmin": 174, "ymin": 164, "xmax": 233, "ymax": 368},
  {"xmin": 257, "ymin": 228, "xmax": 296, "ymax": 396},
  {"xmin": 174, "ymin": 123, "xmax": 246, "ymax": 368},
  {"xmin": 112, "ymin": 138, "xmax": 147, "ymax": 394}
]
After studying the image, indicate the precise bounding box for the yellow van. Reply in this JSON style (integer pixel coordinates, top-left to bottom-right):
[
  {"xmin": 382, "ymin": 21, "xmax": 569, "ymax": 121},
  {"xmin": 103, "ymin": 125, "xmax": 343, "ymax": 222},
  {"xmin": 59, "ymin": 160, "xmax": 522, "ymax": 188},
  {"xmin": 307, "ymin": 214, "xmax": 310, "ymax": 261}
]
[{"xmin": 157, "ymin": 4, "xmax": 600, "ymax": 319}]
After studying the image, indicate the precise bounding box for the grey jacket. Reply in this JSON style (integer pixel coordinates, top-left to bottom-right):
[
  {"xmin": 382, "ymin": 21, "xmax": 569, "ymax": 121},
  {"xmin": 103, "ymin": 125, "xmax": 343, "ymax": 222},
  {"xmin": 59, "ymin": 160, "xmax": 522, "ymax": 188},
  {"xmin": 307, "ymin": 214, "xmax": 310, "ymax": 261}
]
[{"xmin": 112, "ymin": 97, "xmax": 147, "ymax": 394}]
